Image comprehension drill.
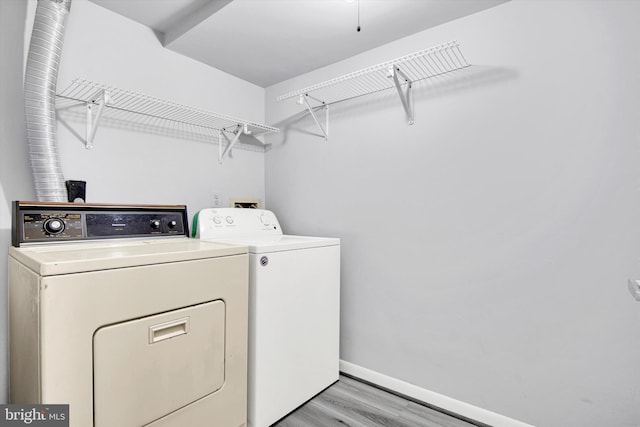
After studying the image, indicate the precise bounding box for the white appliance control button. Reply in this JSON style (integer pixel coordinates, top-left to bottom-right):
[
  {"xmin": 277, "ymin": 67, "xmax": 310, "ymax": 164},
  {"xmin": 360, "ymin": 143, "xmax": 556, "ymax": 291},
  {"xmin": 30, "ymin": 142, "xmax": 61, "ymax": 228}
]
[
  {"xmin": 259, "ymin": 215, "xmax": 269, "ymax": 226},
  {"xmin": 226, "ymin": 216, "xmax": 234, "ymax": 224},
  {"xmin": 213, "ymin": 216, "xmax": 222, "ymax": 224}
]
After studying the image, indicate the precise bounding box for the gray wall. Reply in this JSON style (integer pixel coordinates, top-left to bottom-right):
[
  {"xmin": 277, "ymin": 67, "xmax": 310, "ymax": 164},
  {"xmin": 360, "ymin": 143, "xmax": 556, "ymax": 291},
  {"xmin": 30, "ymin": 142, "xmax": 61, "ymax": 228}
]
[
  {"xmin": 265, "ymin": 1, "xmax": 640, "ymax": 426},
  {"xmin": 0, "ymin": 0, "xmax": 267, "ymax": 402}
]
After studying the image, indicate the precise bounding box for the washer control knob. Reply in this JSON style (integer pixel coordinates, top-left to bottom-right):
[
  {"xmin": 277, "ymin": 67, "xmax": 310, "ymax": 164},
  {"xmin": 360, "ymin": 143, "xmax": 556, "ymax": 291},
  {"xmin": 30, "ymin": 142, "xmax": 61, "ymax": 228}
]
[
  {"xmin": 43, "ymin": 218, "xmax": 65, "ymax": 235},
  {"xmin": 226, "ymin": 216, "xmax": 234, "ymax": 224},
  {"xmin": 150, "ymin": 219, "xmax": 161, "ymax": 229},
  {"xmin": 168, "ymin": 220, "xmax": 178, "ymax": 228},
  {"xmin": 213, "ymin": 216, "xmax": 222, "ymax": 224}
]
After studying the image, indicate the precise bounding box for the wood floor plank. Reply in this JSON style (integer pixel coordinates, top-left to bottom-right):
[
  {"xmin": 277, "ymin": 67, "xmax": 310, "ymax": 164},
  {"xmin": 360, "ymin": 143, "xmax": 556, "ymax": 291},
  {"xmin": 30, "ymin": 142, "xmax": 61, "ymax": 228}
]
[
  {"xmin": 313, "ymin": 389, "xmax": 416, "ymax": 427},
  {"xmin": 399, "ymin": 402, "xmax": 476, "ymax": 427},
  {"xmin": 277, "ymin": 401, "xmax": 359, "ymax": 427},
  {"xmin": 336, "ymin": 376, "xmax": 409, "ymax": 414},
  {"xmin": 274, "ymin": 375, "xmax": 479, "ymax": 427}
]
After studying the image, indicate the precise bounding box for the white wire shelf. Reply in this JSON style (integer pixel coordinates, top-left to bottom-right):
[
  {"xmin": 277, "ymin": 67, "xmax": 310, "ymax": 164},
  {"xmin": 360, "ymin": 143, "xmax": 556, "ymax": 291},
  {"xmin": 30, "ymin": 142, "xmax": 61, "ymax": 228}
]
[
  {"xmin": 56, "ymin": 78, "xmax": 280, "ymax": 162},
  {"xmin": 276, "ymin": 41, "xmax": 470, "ymax": 138}
]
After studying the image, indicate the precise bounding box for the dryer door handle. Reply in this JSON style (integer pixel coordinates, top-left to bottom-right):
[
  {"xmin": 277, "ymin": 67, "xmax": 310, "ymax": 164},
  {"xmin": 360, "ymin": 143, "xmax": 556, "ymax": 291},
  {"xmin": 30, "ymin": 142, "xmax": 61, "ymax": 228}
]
[{"xmin": 149, "ymin": 317, "xmax": 190, "ymax": 343}]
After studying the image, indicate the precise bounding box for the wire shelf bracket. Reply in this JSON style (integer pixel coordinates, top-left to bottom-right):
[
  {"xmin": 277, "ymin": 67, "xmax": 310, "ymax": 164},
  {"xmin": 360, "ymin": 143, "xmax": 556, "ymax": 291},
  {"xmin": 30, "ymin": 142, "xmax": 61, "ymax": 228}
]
[
  {"xmin": 276, "ymin": 40, "xmax": 470, "ymax": 139},
  {"xmin": 56, "ymin": 78, "xmax": 280, "ymax": 162},
  {"xmin": 390, "ymin": 66, "xmax": 413, "ymax": 125},
  {"xmin": 84, "ymin": 90, "xmax": 110, "ymax": 149},
  {"xmin": 298, "ymin": 94, "xmax": 329, "ymax": 140},
  {"xmin": 219, "ymin": 124, "xmax": 241, "ymax": 163}
]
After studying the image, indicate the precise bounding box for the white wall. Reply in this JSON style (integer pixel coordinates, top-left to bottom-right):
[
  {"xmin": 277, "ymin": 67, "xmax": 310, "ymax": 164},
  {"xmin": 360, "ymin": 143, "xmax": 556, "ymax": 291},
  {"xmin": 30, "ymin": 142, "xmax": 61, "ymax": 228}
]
[
  {"xmin": 0, "ymin": 0, "xmax": 34, "ymax": 404},
  {"xmin": 0, "ymin": 0, "xmax": 266, "ymax": 402},
  {"xmin": 54, "ymin": 0, "xmax": 266, "ymax": 211},
  {"xmin": 3, "ymin": 0, "xmax": 640, "ymax": 424},
  {"xmin": 265, "ymin": 1, "xmax": 640, "ymax": 426}
]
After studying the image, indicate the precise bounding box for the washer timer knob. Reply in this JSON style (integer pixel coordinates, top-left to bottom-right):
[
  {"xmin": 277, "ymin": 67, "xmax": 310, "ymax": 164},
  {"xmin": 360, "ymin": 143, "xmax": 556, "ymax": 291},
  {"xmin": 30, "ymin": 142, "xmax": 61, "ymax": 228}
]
[
  {"xmin": 43, "ymin": 218, "xmax": 65, "ymax": 235},
  {"xmin": 150, "ymin": 219, "xmax": 161, "ymax": 229},
  {"xmin": 168, "ymin": 220, "xmax": 177, "ymax": 228}
]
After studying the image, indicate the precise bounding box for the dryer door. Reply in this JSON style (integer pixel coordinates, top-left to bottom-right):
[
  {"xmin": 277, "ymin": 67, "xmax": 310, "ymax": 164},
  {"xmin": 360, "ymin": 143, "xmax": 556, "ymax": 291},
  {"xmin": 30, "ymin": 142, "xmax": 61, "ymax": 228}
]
[{"xmin": 93, "ymin": 300, "xmax": 225, "ymax": 427}]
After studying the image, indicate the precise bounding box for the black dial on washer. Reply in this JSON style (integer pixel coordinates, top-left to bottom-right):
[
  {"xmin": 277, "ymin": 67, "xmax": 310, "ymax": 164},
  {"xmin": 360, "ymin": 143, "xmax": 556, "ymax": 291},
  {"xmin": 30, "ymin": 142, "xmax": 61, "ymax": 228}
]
[
  {"xmin": 150, "ymin": 219, "xmax": 161, "ymax": 229},
  {"xmin": 43, "ymin": 217, "xmax": 65, "ymax": 235}
]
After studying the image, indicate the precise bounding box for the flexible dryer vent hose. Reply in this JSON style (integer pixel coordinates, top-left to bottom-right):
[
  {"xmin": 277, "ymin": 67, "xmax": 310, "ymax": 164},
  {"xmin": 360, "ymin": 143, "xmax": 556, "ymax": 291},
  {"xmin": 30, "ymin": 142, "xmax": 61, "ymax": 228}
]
[{"xmin": 24, "ymin": 0, "xmax": 72, "ymax": 202}]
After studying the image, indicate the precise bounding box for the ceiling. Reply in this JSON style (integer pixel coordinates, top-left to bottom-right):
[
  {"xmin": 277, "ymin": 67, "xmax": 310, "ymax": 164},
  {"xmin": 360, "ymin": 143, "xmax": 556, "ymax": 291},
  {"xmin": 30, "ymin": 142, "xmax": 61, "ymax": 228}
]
[{"xmin": 89, "ymin": 0, "xmax": 508, "ymax": 87}]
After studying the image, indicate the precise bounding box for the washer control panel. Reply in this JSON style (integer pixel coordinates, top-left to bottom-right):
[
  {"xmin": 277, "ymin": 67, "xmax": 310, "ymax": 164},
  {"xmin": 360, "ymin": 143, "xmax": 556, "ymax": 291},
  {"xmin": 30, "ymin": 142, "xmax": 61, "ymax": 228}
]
[
  {"xmin": 194, "ymin": 208, "xmax": 282, "ymax": 238},
  {"xmin": 12, "ymin": 201, "xmax": 189, "ymax": 246}
]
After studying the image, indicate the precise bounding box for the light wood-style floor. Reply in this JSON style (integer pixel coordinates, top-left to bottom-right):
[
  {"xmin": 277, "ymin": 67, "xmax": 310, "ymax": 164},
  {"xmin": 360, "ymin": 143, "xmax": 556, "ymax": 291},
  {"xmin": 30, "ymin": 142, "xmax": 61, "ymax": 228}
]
[{"xmin": 274, "ymin": 375, "xmax": 484, "ymax": 427}]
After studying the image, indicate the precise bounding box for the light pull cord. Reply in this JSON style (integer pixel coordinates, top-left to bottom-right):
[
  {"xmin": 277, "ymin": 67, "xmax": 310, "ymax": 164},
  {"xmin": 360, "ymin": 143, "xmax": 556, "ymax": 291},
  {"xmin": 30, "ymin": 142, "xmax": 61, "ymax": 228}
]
[{"xmin": 357, "ymin": 0, "xmax": 361, "ymax": 32}]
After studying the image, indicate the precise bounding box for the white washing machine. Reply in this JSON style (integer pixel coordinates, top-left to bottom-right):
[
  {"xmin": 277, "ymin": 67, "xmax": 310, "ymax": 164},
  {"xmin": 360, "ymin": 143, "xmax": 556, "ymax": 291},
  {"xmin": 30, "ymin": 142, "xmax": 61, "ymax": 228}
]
[
  {"xmin": 193, "ymin": 208, "xmax": 340, "ymax": 427},
  {"xmin": 9, "ymin": 202, "xmax": 249, "ymax": 427}
]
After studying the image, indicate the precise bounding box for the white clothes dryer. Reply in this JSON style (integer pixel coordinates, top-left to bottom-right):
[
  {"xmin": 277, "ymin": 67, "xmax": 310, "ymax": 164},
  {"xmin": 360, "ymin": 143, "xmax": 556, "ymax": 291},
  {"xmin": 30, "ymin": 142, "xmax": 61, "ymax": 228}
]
[
  {"xmin": 193, "ymin": 208, "xmax": 340, "ymax": 427},
  {"xmin": 9, "ymin": 202, "xmax": 249, "ymax": 427}
]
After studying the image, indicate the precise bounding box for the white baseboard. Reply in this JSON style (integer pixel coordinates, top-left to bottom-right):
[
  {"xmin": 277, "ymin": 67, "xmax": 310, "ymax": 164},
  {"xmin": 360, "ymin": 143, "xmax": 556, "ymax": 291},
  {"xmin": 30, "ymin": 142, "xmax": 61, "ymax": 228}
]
[{"xmin": 339, "ymin": 360, "xmax": 535, "ymax": 427}]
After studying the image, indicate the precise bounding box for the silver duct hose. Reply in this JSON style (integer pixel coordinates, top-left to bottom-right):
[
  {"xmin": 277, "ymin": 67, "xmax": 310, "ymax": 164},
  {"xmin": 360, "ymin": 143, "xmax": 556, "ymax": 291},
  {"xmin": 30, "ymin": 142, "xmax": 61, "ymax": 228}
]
[{"xmin": 24, "ymin": 0, "xmax": 72, "ymax": 202}]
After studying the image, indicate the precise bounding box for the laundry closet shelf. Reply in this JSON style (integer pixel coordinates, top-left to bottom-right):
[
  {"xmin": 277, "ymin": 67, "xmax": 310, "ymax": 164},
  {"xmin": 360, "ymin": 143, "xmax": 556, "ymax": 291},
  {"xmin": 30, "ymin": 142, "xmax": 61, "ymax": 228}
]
[
  {"xmin": 276, "ymin": 40, "xmax": 470, "ymax": 139},
  {"xmin": 56, "ymin": 78, "xmax": 280, "ymax": 162}
]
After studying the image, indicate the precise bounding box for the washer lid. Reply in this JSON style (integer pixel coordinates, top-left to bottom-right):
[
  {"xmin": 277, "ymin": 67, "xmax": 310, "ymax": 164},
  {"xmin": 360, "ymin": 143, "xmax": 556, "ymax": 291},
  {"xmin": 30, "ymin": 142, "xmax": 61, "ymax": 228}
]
[
  {"xmin": 202, "ymin": 235, "xmax": 339, "ymax": 254},
  {"xmin": 8, "ymin": 237, "xmax": 248, "ymax": 276}
]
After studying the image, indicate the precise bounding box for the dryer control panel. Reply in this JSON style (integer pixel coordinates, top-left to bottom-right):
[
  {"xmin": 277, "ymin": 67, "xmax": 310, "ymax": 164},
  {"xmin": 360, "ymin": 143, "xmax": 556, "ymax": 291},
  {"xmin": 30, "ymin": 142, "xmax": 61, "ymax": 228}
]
[{"xmin": 12, "ymin": 201, "xmax": 189, "ymax": 246}]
